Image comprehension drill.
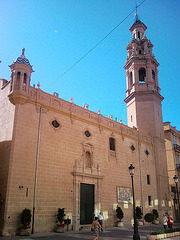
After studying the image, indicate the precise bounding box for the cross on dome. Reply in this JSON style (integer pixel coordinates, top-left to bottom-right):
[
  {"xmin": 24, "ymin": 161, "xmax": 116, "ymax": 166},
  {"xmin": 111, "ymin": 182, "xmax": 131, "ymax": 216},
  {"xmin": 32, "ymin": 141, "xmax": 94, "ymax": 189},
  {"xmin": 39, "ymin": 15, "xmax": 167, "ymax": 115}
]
[{"xmin": 22, "ymin": 48, "xmax": 25, "ymax": 56}]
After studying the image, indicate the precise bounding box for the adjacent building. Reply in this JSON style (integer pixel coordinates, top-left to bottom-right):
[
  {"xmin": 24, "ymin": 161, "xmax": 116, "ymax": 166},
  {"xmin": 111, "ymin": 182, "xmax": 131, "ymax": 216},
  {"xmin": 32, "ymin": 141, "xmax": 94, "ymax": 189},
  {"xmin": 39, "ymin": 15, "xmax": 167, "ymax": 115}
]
[{"xmin": 164, "ymin": 122, "xmax": 180, "ymax": 220}]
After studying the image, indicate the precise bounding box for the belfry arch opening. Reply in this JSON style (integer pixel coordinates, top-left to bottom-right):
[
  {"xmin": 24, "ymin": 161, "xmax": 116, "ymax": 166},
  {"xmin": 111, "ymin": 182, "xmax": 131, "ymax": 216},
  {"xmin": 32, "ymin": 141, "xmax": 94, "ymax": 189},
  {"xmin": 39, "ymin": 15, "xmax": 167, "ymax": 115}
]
[
  {"xmin": 17, "ymin": 72, "xmax": 21, "ymax": 83},
  {"xmin": 138, "ymin": 31, "xmax": 140, "ymax": 40},
  {"xmin": 23, "ymin": 73, "xmax": 27, "ymax": 85},
  {"xmin": 129, "ymin": 72, "xmax": 133, "ymax": 86},
  {"xmin": 152, "ymin": 70, "xmax": 155, "ymax": 81},
  {"xmin": 139, "ymin": 68, "xmax": 146, "ymax": 83}
]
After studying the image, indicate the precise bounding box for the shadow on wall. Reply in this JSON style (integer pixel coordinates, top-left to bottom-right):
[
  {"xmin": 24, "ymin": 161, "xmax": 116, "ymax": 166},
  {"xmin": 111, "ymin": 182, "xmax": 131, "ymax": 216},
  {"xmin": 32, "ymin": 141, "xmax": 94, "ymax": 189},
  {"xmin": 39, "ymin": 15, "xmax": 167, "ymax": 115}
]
[{"xmin": 0, "ymin": 140, "xmax": 12, "ymax": 236}]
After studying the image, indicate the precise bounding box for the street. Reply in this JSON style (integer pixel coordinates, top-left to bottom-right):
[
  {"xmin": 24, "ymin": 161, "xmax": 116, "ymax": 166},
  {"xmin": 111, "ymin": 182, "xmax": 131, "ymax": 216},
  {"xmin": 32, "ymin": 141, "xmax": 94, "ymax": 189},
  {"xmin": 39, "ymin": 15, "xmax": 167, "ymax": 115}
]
[{"xmin": 1, "ymin": 223, "xmax": 180, "ymax": 240}]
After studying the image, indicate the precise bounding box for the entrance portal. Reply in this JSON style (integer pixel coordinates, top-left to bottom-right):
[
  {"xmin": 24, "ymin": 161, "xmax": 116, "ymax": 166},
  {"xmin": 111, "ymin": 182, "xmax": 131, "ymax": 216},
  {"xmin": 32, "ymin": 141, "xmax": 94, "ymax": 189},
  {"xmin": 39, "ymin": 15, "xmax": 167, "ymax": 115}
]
[{"xmin": 80, "ymin": 183, "xmax": 94, "ymax": 225}]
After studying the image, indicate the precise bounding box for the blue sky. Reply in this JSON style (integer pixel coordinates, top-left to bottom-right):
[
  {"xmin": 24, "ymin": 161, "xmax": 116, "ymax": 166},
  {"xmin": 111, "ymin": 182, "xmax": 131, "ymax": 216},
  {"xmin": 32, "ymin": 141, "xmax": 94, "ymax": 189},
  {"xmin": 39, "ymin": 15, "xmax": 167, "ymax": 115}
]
[{"xmin": 1, "ymin": 0, "xmax": 180, "ymax": 130}]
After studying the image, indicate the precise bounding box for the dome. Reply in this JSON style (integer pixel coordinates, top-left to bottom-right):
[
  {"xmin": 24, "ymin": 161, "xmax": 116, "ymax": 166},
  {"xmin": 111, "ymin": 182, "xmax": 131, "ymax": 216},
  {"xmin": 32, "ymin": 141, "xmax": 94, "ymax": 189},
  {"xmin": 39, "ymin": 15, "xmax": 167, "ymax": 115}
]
[
  {"xmin": 13, "ymin": 48, "xmax": 31, "ymax": 66},
  {"xmin": 13, "ymin": 57, "xmax": 31, "ymax": 65}
]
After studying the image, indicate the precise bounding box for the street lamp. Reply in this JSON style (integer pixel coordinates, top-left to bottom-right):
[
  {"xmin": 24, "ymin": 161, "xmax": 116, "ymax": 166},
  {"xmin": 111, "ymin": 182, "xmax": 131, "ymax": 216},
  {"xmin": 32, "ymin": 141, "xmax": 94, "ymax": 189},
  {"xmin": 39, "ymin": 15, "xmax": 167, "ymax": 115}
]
[
  {"xmin": 173, "ymin": 175, "xmax": 180, "ymax": 222},
  {"xmin": 129, "ymin": 164, "xmax": 140, "ymax": 240}
]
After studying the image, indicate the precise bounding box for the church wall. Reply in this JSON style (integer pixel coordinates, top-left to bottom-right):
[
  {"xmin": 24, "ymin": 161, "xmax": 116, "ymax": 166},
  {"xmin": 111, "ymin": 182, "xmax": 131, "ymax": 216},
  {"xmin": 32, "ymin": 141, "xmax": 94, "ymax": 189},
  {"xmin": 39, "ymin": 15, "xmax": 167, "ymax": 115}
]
[{"xmin": 2, "ymin": 96, "xmax": 159, "ymax": 235}]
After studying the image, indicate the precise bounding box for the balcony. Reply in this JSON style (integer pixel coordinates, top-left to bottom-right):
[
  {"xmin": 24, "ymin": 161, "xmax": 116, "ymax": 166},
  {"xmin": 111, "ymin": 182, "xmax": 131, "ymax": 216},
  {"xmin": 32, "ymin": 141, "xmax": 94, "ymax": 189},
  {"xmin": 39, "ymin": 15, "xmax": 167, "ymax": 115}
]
[{"xmin": 174, "ymin": 144, "xmax": 180, "ymax": 152}]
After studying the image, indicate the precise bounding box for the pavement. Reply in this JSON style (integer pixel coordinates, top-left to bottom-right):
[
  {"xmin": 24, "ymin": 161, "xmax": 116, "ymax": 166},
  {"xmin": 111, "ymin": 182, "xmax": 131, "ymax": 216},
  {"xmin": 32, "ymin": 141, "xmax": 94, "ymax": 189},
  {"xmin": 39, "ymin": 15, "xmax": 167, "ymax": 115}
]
[{"xmin": 0, "ymin": 223, "xmax": 180, "ymax": 240}]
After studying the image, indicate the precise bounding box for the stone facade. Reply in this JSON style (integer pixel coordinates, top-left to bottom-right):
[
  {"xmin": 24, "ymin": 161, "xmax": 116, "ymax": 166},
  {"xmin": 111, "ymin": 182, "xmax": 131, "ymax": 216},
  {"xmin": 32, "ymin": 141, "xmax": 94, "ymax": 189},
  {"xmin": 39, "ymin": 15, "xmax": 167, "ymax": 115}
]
[
  {"xmin": 164, "ymin": 122, "xmax": 180, "ymax": 221},
  {"xmin": 0, "ymin": 20, "xmax": 171, "ymax": 236}
]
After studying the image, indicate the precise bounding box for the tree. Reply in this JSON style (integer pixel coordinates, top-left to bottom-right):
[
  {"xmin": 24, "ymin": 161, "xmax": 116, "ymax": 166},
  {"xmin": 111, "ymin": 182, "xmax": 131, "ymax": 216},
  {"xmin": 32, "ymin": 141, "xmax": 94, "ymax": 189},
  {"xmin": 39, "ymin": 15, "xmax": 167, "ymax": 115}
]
[
  {"xmin": 20, "ymin": 208, "xmax": 31, "ymax": 228},
  {"xmin": 116, "ymin": 206, "xmax": 124, "ymax": 221},
  {"xmin": 152, "ymin": 209, "xmax": 159, "ymax": 220},
  {"xmin": 144, "ymin": 213, "xmax": 156, "ymax": 232},
  {"xmin": 136, "ymin": 206, "xmax": 143, "ymax": 219},
  {"xmin": 57, "ymin": 208, "xmax": 66, "ymax": 224}
]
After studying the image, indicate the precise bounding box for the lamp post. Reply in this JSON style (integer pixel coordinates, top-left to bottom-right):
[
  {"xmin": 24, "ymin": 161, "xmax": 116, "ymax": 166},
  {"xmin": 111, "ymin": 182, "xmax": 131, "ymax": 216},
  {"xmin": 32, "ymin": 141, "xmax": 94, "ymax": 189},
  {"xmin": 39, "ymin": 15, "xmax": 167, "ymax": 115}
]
[
  {"xmin": 129, "ymin": 164, "xmax": 140, "ymax": 240},
  {"xmin": 173, "ymin": 175, "xmax": 180, "ymax": 222}
]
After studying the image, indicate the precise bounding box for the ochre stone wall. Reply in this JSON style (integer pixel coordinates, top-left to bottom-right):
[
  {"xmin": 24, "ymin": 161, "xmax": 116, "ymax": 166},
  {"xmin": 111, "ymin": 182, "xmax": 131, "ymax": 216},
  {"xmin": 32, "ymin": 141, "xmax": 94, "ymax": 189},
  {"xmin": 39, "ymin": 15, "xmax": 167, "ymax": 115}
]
[{"xmin": 1, "ymin": 87, "xmax": 161, "ymax": 235}]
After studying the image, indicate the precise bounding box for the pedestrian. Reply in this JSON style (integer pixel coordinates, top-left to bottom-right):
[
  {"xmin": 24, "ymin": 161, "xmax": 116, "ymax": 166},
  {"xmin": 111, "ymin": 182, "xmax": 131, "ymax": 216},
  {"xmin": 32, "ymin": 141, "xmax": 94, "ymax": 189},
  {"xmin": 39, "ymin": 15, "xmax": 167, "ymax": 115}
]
[
  {"xmin": 162, "ymin": 213, "xmax": 168, "ymax": 230},
  {"xmin": 167, "ymin": 214, "xmax": 174, "ymax": 229},
  {"xmin": 98, "ymin": 212, "xmax": 103, "ymax": 232},
  {"xmin": 92, "ymin": 217, "xmax": 103, "ymax": 240}
]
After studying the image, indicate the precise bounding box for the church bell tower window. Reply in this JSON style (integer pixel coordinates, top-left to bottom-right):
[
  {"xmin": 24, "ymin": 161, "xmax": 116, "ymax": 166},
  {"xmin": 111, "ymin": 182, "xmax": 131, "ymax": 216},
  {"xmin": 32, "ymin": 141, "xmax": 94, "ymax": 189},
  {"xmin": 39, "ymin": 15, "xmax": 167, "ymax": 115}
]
[
  {"xmin": 23, "ymin": 73, "xmax": 27, "ymax": 85},
  {"xmin": 130, "ymin": 72, "xmax": 133, "ymax": 86},
  {"xmin": 152, "ymin": 70, "xmax": 155, "ymax": 81},
  {"xmin": 139, "ymin": 68, "xmax": 146, "ymax": 83},
  {"xmin": 17, "ymin": 72, "xmax": 21, "ymax": 83},
  {"xmin": 138, "ymin": 31, "xmax": 140, "ymax": 40}
]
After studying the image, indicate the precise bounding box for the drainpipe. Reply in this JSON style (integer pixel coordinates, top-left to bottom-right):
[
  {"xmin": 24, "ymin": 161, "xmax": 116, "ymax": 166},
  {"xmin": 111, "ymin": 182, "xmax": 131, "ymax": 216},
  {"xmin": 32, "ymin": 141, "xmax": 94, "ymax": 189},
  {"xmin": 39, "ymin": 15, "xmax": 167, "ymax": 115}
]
[
  {"xmin": 32, "ymin": 107, "xmax": 42, "ymax": 234},
  {"xmin": 138, "ymin": 136, "xmax": 143, "ymax": 215}
]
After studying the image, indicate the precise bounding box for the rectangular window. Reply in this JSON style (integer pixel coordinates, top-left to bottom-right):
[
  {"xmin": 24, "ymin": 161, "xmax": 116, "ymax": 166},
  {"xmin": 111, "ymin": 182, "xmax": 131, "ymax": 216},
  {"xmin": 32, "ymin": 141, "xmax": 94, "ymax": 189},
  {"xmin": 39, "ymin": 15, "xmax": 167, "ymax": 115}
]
[
  {"xmin": 148, "ymin": 196, "xmax": 152, "ymax": 206},
  {"xmin": 147, "ymin": 175, "xmax": 150, "ymax": 185},
  {"xmin": 109, "ymin": 138, "xmax": 115, "ymax": 151},
  {"xmin": 176, "ymin": 154, "xmax": 179, "ymax": 165},
  {"xmin": 171, "ymin": 186, "xmax": 176, "ymax": 193},
  {"xmin": 173, "ymin": 136, "xmax": 176, "ymax": 144}
]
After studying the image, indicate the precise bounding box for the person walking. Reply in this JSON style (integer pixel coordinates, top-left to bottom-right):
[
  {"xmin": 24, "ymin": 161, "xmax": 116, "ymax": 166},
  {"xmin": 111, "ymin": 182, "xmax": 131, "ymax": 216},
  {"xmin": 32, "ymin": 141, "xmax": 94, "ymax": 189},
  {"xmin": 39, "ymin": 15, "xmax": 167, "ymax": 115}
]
[
  {"xmin": 162, "ymin": 213, "xmax": 168, "ymax": 230},
  {"xmin": 98, "ymin": 212, "xmax": 103, "ymax": 232},
  {"xmin": 92, "ymin": 217, "xmax": 103, "ymax": 240},
  {"xmin": 167, "ymin": 214, "xmax": 174, "ymax": 229}
]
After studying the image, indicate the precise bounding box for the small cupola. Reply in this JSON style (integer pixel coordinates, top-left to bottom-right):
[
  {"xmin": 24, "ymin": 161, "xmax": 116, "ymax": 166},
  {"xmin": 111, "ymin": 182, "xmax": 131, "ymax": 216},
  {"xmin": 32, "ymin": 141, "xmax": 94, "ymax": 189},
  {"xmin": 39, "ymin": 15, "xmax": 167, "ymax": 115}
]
[
  {"xmin": 129, "ymin": 19, "xmax": 147, "ymax": 41},
  {"xmin": 13, "ymin": 48, "xmax": 32, "ymax": 66},
  {"xmin": 9, "ymin": 49, "xmax": 34, "ymax": 92}
]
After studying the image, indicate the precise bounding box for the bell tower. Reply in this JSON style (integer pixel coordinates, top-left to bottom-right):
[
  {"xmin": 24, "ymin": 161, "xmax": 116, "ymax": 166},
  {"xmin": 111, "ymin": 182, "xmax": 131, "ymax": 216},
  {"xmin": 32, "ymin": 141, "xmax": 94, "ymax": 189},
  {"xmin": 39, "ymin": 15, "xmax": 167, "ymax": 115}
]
[
  {"xmin": 124, "ymin": 19, "xmax": 163, "ymax": 136},
  {"xmin": 124, "ymin": 19, "xmax": 170, "ymax": 211}
]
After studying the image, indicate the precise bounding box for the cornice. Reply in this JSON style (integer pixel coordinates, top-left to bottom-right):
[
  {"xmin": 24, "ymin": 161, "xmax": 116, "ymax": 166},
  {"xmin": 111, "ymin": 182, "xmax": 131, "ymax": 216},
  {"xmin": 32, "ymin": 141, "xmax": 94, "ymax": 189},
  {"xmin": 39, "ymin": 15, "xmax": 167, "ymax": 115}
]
[
  {"xmin": 124, "ymin": 55, "xmax": 159, "ymax": 69},
  {"xmin": 124, "ymin": 90, "xmax": 164, "ymax": 103},
  {"xmin": 8, "ymin": 85, "xmax": 153, "ymax": 146}
]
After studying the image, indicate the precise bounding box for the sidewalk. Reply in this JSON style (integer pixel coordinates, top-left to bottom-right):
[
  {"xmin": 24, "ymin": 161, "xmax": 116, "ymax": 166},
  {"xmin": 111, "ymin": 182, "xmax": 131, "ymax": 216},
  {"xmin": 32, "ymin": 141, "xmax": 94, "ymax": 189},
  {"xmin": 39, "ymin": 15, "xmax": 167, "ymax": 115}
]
[{"xmin": 0, "ymin": 223, "xmax": 180, "ymax": 240}]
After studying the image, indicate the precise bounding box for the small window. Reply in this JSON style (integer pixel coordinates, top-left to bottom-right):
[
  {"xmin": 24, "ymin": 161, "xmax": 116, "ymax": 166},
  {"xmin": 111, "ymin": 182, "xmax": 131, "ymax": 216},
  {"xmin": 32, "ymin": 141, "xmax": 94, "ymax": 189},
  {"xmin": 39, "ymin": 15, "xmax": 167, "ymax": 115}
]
[
  {"xmin": 148, "ymin": 196, "xmax": 152, "ymax": 206},
  {"xmin": 139, "ymin": 68, "xmax": 146, "ymax": 82},
  {"xmin": 171, "ymin": 186, "xmax": 176, "ymax": 193},
  {"xmin": 85, "ymin": 130, "xmax": 91, "ymax": 138},
  {"xmin": 109, "ymin": 138, "xmax": 115, "ymax": 151},
  {"xmin": 131, "ymin": 115, "xmax": 133, "ymax": 122},
  {"xmin": 130, "ymin": 72, "xmax": 133, "ymax": 86},
  {"xmin": 139, "ymin": 50, "xmax": 141, "ymax": 54},
  {"xmin": 131, "ymin": 145, "xmax": 135, "ymax": 151},
  {"xmin": 52, "ymin": 120, "xmax": 60, "ymax": 128},
  {"xmin": 145, "ymin": 150, "xmax": 149, "ymax": 156},
  {"xmin": 147, "ymin": 175, "xmax": 150, "ymax": 185},
  {"xmin": 173, "ymin": 136, "xmax": 176, "ymax": 144},
  {"xmin": 176, "ymin": 154, "xmax": 179, "ymax": 165}
]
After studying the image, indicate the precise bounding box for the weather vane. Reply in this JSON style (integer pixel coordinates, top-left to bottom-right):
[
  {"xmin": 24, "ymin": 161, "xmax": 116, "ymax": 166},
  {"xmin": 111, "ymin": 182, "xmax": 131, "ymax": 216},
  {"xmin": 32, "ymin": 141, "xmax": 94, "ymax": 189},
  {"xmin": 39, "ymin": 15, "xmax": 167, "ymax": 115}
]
[{"xmin": 134, "ymin": 3, "xmax": 139, "ymax": 21}]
